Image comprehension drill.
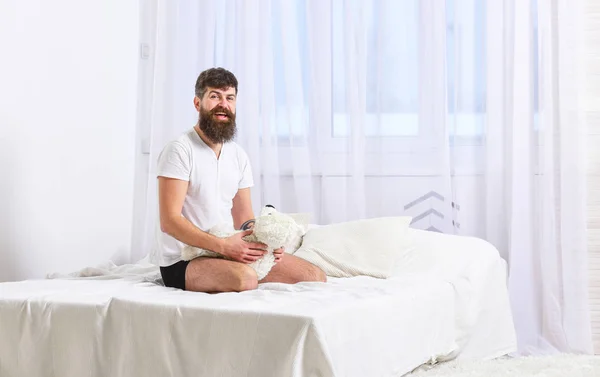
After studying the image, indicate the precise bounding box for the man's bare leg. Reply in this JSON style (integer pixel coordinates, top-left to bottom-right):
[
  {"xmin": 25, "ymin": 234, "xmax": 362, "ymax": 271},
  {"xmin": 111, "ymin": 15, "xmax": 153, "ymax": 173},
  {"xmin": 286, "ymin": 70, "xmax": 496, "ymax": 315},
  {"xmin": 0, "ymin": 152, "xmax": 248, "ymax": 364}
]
[
  {"xmin": 260, "ymin": 254, "xmax": 327, "ymax": 284},
  {"xmin": 185, "ymin": 257, "xmax": 258, "ymax": 293},
  {"xmin": 184, "ymin": 255, "xmax": 326, "ymax": 292}
]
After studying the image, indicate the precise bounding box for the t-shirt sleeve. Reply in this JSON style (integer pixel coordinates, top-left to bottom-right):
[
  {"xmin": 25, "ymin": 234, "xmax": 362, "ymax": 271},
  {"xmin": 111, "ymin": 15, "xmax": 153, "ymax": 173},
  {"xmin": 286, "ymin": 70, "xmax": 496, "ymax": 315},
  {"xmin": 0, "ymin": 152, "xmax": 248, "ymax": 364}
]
[
  {"xmin": 238, "ymin": 148, "xmax": 254, "ymax": 189},
  {"xmin": 156, "ymin": 141, "xmax": 191, "ymax": 181}
]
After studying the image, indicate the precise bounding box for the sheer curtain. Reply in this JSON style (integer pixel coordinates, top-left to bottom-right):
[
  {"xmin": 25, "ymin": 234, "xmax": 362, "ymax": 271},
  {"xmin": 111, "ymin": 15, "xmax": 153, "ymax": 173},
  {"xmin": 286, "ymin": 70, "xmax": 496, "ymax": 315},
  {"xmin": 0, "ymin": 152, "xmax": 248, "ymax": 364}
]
[{"xmin": 138, "ymin": 0, "xmax": 592, "ymax": 354}]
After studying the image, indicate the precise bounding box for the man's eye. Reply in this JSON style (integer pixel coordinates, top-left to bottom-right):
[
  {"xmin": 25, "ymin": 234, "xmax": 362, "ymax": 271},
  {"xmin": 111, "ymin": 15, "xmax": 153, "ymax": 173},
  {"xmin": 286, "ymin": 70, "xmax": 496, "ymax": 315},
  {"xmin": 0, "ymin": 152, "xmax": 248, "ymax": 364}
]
[{"xmin": 210, "ymin": 95, "xmax": 218, "ymax": 99}]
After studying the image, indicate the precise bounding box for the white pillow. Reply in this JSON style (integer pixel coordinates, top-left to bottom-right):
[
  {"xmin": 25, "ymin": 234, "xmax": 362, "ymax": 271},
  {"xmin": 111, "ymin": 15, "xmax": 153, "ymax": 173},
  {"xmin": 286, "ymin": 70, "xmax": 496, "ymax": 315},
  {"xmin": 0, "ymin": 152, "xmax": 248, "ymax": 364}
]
[{"xmin": 293, "ymin": 216, "xmax": 413, "ymax": 278}]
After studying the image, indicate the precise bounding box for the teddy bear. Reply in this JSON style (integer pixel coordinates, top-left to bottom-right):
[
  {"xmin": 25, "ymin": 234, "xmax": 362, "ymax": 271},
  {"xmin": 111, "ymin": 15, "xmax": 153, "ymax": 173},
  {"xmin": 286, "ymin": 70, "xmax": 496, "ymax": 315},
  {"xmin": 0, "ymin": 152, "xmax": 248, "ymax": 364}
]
[{"xmin": 181, "ymin": 206, "xmax": 307, "ymax": 280}]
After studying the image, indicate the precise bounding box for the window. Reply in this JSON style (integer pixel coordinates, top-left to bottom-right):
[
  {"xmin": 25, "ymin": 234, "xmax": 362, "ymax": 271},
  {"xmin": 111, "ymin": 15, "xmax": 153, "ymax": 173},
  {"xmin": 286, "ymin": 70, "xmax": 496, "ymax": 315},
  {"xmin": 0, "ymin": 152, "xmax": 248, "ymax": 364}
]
[
  {"xmin": 332, "ymin": 0, "xmax": 490, "ymax": 139},
  {"xmin": 270, "ymin": 0, "xmax": 311, "ymax": 139},
  {"xmin": 270, "ymin": 0, "xmax": 539, "ymax": 142},
  {"xmin": 332, "ymin": 1, "xmax": 420, "ymax": 137}
]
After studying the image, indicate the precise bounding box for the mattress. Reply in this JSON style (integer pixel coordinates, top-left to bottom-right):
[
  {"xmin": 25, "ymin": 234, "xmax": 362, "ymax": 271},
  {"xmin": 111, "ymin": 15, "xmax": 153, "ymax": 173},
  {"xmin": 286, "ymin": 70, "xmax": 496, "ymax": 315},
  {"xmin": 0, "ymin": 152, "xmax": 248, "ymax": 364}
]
[
  {"xmin": 0, "ymin": 229, "xmax": 516, "ymax": 377},
  {"xmin": 393, "ymin": 229, "xmax": 517, "ymax": 361}
]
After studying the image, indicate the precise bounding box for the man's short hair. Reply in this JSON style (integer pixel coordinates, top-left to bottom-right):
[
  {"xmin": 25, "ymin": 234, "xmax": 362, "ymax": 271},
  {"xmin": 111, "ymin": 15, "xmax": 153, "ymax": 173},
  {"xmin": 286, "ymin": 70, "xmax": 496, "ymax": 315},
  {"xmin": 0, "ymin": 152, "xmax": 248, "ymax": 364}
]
[{"xmin": 195, "ymin": 67, "xmax": 238, "ymax": 98}]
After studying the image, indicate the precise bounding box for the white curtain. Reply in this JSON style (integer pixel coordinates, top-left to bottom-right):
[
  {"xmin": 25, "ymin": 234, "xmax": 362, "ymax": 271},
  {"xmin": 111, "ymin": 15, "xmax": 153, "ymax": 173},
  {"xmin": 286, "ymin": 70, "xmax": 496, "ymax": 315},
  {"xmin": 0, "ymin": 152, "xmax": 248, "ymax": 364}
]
[{"xmin": 138, "ymin": 0, "xmax": 592, "ymax": 354}]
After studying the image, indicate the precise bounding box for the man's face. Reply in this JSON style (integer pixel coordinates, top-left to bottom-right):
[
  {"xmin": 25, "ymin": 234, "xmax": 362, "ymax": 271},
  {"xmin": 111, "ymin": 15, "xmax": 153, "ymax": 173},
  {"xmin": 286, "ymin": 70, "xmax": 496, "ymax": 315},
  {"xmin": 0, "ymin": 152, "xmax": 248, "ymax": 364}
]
[{"xmin": 196, "ymin": 87, "xmax": 237, "ymax": 144}]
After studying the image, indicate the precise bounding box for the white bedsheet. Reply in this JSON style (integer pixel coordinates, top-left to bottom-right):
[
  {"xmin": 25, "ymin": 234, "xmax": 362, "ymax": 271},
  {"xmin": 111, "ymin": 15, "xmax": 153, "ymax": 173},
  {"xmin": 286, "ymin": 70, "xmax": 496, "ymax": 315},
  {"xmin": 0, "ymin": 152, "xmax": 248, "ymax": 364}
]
[
  {"xmin": 0, "ymin": 229, "xmax": 516, "ymax": 377},
  {"xmin": 0, "ymin": 276, "xmax": 455, "ymax": 377},
  {"xmin": 393, "ymin": 229, "xmax": 517, "ymax": 361}
]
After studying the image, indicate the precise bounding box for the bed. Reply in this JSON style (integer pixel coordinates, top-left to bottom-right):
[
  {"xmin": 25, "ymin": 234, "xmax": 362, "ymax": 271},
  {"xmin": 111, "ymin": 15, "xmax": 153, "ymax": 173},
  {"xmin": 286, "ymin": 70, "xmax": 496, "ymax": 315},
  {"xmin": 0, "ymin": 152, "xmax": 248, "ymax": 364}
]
[{"xmin": 0, "ymin": 229, "xmax": 517, "ymax": 377}]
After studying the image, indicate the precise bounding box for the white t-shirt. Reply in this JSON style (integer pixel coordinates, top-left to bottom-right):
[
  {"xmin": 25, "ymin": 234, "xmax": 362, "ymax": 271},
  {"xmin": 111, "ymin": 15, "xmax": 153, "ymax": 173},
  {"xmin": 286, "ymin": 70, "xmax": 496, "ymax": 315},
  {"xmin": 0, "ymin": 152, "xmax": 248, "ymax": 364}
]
[{"xmin": 152, "ymin": 129, "xmax": 254, "ymax": 267}]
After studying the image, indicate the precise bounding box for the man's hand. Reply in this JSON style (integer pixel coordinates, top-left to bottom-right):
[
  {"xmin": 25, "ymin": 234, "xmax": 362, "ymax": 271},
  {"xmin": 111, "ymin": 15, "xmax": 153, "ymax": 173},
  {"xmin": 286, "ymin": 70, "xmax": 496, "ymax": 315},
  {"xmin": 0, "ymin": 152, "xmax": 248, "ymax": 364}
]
[
  {"xmin": 273, "ymin": 247, "xmax": 284, "ymax": 263},
  {"xmin": 221, "ymin": 230, "xmax": 268, "ymax": 264}
]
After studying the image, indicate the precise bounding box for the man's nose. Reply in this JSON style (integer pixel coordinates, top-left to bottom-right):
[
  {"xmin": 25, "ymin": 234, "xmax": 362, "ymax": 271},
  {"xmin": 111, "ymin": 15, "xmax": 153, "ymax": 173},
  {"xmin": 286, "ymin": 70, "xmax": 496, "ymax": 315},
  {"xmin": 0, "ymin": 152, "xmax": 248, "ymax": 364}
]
[{"xmin": 218, "ymin": 97, "xmax": 229, "ymax": 108}]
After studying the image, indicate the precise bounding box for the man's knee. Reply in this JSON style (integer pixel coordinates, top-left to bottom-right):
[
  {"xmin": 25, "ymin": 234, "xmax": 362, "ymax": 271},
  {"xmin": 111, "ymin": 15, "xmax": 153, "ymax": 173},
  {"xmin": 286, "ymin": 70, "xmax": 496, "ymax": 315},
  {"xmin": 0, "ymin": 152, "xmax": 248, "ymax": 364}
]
[
  {"xmin": 231, "ymin": 265, "xmax": 258, "ymax": 292},
  {"xmin": 304, "ymin": 264, "xmax": 327, "ymax": 283}
]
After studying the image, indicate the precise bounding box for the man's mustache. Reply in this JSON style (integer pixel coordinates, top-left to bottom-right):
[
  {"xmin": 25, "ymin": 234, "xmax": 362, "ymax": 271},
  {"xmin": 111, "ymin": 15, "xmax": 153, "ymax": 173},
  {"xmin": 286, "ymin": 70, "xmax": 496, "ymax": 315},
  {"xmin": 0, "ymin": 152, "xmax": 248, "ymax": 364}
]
[{"xmin": 210, "ymin": 106, "xmax": 234, "ymax": 118}]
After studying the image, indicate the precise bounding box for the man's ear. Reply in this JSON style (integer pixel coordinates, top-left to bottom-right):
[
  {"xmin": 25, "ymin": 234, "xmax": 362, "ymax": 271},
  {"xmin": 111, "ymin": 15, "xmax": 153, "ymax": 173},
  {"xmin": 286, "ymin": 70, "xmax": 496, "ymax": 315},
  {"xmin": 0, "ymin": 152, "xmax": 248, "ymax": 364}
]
[{"xmin": 193, "ymin": 96, "xmax": 201, "ymax": 112}]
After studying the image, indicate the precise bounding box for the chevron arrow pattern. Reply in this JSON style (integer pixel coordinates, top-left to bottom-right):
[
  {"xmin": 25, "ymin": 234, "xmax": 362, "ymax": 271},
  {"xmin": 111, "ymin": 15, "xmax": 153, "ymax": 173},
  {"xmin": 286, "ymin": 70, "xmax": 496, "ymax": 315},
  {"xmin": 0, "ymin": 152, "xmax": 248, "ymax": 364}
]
[
  {"xmin": 404, "ymin": 191, "xmax": 444, "ymax": 210},
  {"xmin": 404, "ymin": 191, "xmax": 461, "ymax": 233}
]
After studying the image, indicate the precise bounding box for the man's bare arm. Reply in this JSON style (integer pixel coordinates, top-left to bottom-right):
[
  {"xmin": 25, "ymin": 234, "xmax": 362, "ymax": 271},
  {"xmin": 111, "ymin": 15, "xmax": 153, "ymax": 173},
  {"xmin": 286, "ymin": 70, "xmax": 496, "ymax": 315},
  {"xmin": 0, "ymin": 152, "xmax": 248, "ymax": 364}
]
[
  {"xmin": 158, "ymin": 177, "xmax": 266, "ymax": 263},
  {"xmin": 231, "ymin": 187, "xmax": 255, "ymax": 230}
]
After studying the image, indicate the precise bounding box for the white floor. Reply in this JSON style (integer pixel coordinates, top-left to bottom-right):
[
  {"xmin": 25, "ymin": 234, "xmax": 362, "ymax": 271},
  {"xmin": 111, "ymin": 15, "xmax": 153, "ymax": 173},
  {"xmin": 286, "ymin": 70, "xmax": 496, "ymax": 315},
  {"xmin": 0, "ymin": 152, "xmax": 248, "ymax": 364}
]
[{"xmin": 405, "ymin": 355, "xmax": 600, "ymax": 377}]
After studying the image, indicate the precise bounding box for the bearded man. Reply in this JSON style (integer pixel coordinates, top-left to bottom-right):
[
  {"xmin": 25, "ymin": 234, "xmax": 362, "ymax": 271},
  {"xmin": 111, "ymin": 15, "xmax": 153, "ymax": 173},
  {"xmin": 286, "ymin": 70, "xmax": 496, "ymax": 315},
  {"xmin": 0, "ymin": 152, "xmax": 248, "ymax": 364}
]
[{"xmin": 154, "ymin": 67, "xmax": 326, "ymax": 293}]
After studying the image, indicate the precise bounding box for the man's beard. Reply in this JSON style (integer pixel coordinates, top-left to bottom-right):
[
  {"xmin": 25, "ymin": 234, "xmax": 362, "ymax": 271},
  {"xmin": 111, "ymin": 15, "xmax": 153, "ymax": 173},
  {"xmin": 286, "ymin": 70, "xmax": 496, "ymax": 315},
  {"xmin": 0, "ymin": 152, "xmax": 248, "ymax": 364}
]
[{"xmin": 198, "ymin": 105, "xmax": 237, "ymax": 144}]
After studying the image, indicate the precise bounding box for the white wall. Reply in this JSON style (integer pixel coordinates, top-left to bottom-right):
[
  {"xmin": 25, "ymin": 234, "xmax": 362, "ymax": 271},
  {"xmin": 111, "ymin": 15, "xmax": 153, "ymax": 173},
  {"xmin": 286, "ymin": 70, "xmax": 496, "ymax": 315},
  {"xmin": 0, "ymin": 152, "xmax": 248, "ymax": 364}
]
[
  {"xmin": 584, "ymin": 0, "xmax": 600, "ymax": 353},
  {"xmin": 0, "ymin": 0, "xmax": 140, "ymax": 281}
]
